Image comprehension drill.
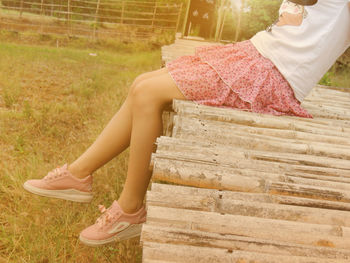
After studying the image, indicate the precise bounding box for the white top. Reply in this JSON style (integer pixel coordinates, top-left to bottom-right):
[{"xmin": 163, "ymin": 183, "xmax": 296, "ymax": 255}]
[{"xmin": 250, "ymin": 0, "xmax": 350, "ymax": 102}]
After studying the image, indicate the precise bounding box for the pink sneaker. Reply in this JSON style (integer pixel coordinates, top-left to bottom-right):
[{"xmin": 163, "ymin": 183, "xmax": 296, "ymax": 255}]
[
  {"xmin": 23, "ymin": 164, "xmax": 93, "ymax": 203},
  {"xmin": 79, "ymin": 200, "xmax": 146, "ymax": 246}
]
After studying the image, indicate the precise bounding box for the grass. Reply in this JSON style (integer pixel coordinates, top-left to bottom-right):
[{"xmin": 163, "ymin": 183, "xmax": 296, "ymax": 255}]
[
  {"xmin": 0, "ymin": 39, "xmax": 161, "ymax": 262},
  {"xmin": 320, "ymin": 66, "xmax": 350, "ymax": 89}
]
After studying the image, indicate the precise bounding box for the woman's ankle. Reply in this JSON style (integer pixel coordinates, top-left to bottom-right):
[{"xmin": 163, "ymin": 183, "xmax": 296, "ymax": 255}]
[
  {"xmin": 67, "ymin": 164, "xmax": 91, "ymax": 179},
  {"xmin": 117, "ymin": 197, "xmax": 144, "ymax": 214}
]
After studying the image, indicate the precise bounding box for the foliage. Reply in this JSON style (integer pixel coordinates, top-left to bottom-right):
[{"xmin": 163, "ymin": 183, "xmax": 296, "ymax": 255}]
[
  {"xmin": 240, "ymin": 0, "xmax": 281, "ymax": 40},
  {"xmin": 319, "ymin": 71, "xmax": 333, "ymax": 86},
  {"xmin": 219, "ymin": 0, "xmax": 281, "ymax": 41},
  {"xmin": 321, "ymin": 62, "xmax": 350, "ymax": 88}
]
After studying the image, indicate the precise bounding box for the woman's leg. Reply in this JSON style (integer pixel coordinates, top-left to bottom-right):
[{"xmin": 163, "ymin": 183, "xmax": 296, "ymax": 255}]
[
  {"xmin": 79, "ymin": 70, "xmax": 186, "ymax": 245},
  {"xmin": 68, "ymin": 67, "xmax": 169, "ymax": 178},
  {"xmin": 117, "ymin": 70, "xmax": 186, "ymax": 213}
]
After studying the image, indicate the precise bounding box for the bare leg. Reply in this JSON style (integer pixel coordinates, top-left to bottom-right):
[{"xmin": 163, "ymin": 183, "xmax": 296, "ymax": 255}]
[
  {"xmin": 117, "ymin": 70, "xmax": 186, "ymax": 213},
  {"xmin": 68, "ymin": 67, "xmax": 169, "ymax": 178}
]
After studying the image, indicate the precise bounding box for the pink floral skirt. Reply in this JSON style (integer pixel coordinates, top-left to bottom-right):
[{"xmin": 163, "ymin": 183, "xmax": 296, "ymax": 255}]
[{"xmin": 165, "ymin": 40, "xmax": 312, "ymax": 118}]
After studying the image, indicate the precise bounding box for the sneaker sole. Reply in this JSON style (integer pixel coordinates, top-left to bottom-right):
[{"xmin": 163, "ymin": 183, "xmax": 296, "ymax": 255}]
[
  {"xmin": 79, "ymin": 223, "xmax": 143, "ymax": 247},
  {"xmin": 23, "ymin": 181, "xmax": 93, "ymax": 203}
]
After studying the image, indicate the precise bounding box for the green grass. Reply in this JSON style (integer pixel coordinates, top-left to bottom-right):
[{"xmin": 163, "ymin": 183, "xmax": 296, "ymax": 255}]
[
  {"xmin": 319, "ymin": 63, "xmax": 350, "ymax": 89},
  {"xmin": 0, "ymin": 40, "xmax": 161, "ymax": 262}
]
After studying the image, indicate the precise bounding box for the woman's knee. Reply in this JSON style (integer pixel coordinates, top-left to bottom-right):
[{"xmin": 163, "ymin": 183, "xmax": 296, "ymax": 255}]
[
  {"xmin": 131, "ymin": 80, "xmax": 162, "ymax": 112},
  {"xmin": 128, "ymin": 73, "xmax": 148, "ymax": 96},
  {"xmin": 128, "ymin": 68, "xmax": 167, "ymax": 96}
]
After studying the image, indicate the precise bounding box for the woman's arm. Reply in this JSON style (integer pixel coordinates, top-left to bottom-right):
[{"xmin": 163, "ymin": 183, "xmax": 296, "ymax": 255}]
[{"xmin": 276, "ymin": 0, "xmax": 305, "ymax": 27}]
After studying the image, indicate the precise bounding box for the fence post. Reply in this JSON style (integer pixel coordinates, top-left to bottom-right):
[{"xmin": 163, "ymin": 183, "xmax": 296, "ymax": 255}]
[
  {"xmin": 175, "ymin": 3, "xmax": 183, "ymax": 35},
  {"xmin": 19, "ymin": 0, "xmax": 24, "ymax": 18},
  {"xmin": 93, "ymin": 0, "xmax": 101, "ymax": 40},
  {"xmin": 218, "ymin": 5, "xmax": 229, "ymax": 41},
  {"xmin": 40, "ymin": 0, "xmax": 44, "ymax": 15},
  {"xmin": 151, "ymin": 2, "xmax": 157, "ymax": 28},
  {"xmin": 215, "ymin": 1, "xmax": 227, "ymax": 42},
  {"xmin": 40, "ymin": 0, "xmax": 44, "ymax": 33},
  {"xmin": 120, "ymin": 1, "xmax": 124, "ymax": 24},
  {"xmin": 181, "ymin": 0, "xmax": 191, "ymax": 38},
  {"xmin": 234, "ymin": 0, "xmax": 244, "ymax": 42},
  {"xmin": 67, "ymin": 0, "xmax": 71, "ymax": 35}
]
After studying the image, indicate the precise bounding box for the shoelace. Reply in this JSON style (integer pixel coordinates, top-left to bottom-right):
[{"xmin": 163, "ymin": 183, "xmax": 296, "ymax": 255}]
[
  {"xmin": 96, "ymin": 204, "xmax": 121, "ymax": 228},
  {"xmin": 44, "ymin": 166, "xmax": 65, "ymax": 180}
]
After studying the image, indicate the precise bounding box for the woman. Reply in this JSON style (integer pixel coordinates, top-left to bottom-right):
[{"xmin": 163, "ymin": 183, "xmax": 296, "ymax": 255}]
[{"xmin": 23, "ymin": 0, "xmax": 350, "ymax": 246}]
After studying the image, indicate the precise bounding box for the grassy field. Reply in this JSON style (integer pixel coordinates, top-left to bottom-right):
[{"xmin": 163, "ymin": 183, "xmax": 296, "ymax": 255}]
[{"xmin": 0, "ymin": 39, "xmax": 161, "ymax": 262}]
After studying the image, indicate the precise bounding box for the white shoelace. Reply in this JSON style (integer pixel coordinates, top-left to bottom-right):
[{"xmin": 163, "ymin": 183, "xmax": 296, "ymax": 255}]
[
  {"xmin": 96, "ymin": 204, "xmax": 122, "ymax": 228},
  {"xmin": 44, "ymin": 167, "xmax": 65, "ymax": 180}
]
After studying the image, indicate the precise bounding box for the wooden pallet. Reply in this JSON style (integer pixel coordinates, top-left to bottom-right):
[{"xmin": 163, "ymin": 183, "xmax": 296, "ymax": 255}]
[
  {"xmin": 141, "ymin": 39, "xmax": 350, "ymax": 262},
  {"xmin": 161, "ymin": 38, "xmax": 224, "ymax": 66},
  {"xmin": 140, "ymin": 86, "xmax": 350, "ymax": 262}
]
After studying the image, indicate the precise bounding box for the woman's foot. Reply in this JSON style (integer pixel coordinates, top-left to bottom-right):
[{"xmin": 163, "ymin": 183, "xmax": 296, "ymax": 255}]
[
  {"xmin": 23, "ymin": 164, "xmax": 93, "ymax": 203},
  {"xmin": 79, "ymin": 200, "xmax": 146, "ymax": 246}
]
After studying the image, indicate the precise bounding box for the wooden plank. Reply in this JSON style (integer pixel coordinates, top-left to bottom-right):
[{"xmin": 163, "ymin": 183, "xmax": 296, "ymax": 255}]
[
  {"xmin": 152, "ymin": 156, "xmax": 350, "ymax": 203},
  {"xmin": 142, "ymin": 241, "xmax": 349, "ymax": 263},
  {"xmin": 172, "ymin": 116, "xmax": 350, "ymax": 160},
  {"xmin": 145, "ymin": 206, "xmax": 350, "ymax": 250},
  {"xmin": 172, "ymin": 100, "xmax": 350, "ymax": 136},
  {"xmin": 155, "ymin": 136, "xmax": 350, "ymax": 174},
  {"xmin": 150, "ymin": 183, "xmax": 350, "ymax": 212},
  {"xmin": 152, "ymin": 156, "xmax": 350, "ymax": 190},
  {"xmin": 141, "ymin": 224, "xmax": 350, "ymax": 260},
  {"xmin": 154, "ymin": 137, "xmax": 350, "ymax": 180},
  {"xmin": 302, "ymin": 102, "xmax": 350, "ymax": 120},
  {"xmin": 172, "ymin": 115, "xmax": 350, "ymax": 146},
  {"xmin": 309, "ymin": 86, "xmax": 350, "ymax": 100},
  {"xmin": 146, "ymin": 189, "xmax": 350, "ymax": 227},
  {"xmin": 143, "ymin": 260, "xmax": 173, "ymax": 263},
  {"xmin": 143, "ymin": 260, "xmax": 171, "ymax": 263},
  {"xmin": 161, "ymin": 39, "xmax": 223, "ymax": 63},
  {"xmin": 161, "ymin": 111, "xmax": 175, "ymax": 137}
]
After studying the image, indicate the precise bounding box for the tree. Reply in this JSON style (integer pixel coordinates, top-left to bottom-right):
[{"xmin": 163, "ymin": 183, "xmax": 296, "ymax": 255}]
[{"xmin": 239, "ymin": 0, "xmax": 281, "ymax": 40}]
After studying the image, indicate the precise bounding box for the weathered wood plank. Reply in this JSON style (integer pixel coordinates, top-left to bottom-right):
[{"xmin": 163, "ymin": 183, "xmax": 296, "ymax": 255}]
[
  {"xmin": 145, "ymin": 206, "xmax": 350, "ymax": 250},
  {"xmin": 142, "ymin": 241, "xmax": 350, "ymax": 263},
  {"xmin": 161, "ymin": 111, "xmax": 175, "ymax": 137},
  {"xmin": 172, "ymin": 100, "xmax": 350, "ymax": 135},
  {"xmin": 161, "ymin": 39, "xmax": 222, "ymax": 64},
  {"xmin": 152, "ymin": 156, "xmax": 350, "ymax": 190},
  {"xmin": 150, "ymin": 183, "xmax": 350, "ymax": 211},
  {"xmin": 153, "ymin": 152, "xmax": 350, "ymax": 182},
  {"xmin": 146, "ymin": 189, "xmax": 350, "ymax": 227},
  {"xmin": 155, "ymin": 136, "xmax": 350, "ymax": 174},
  {"xmin": 302, "ymin": 102, "xmax": 350, "ymax": 120},
  {"xmin": 309, "ymin": 86, "xmax": 350, "ymax": 101},
  {"xmin": 172, "ymin": 116, "xmax": 350, "ymax": 160},
  {"xmin": 141, "ymin": 224, "xmax": 350, "ymax": 260},
  {"xmin": 143, "ymin": 260, "xmax": 172, "ymax": 263},
  {"xmin": 152, "ymin": 157, "xmax": 350, "ymax": 203},
  {"xmin": 172, "ymin": 115, "xmax": 350, "ymax": 146}
]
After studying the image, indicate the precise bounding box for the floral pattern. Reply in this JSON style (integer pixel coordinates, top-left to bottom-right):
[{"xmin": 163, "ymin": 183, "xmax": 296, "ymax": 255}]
[{"xmin": 166, "ymin": 40, "xmax": 312, "ymax": 118}]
